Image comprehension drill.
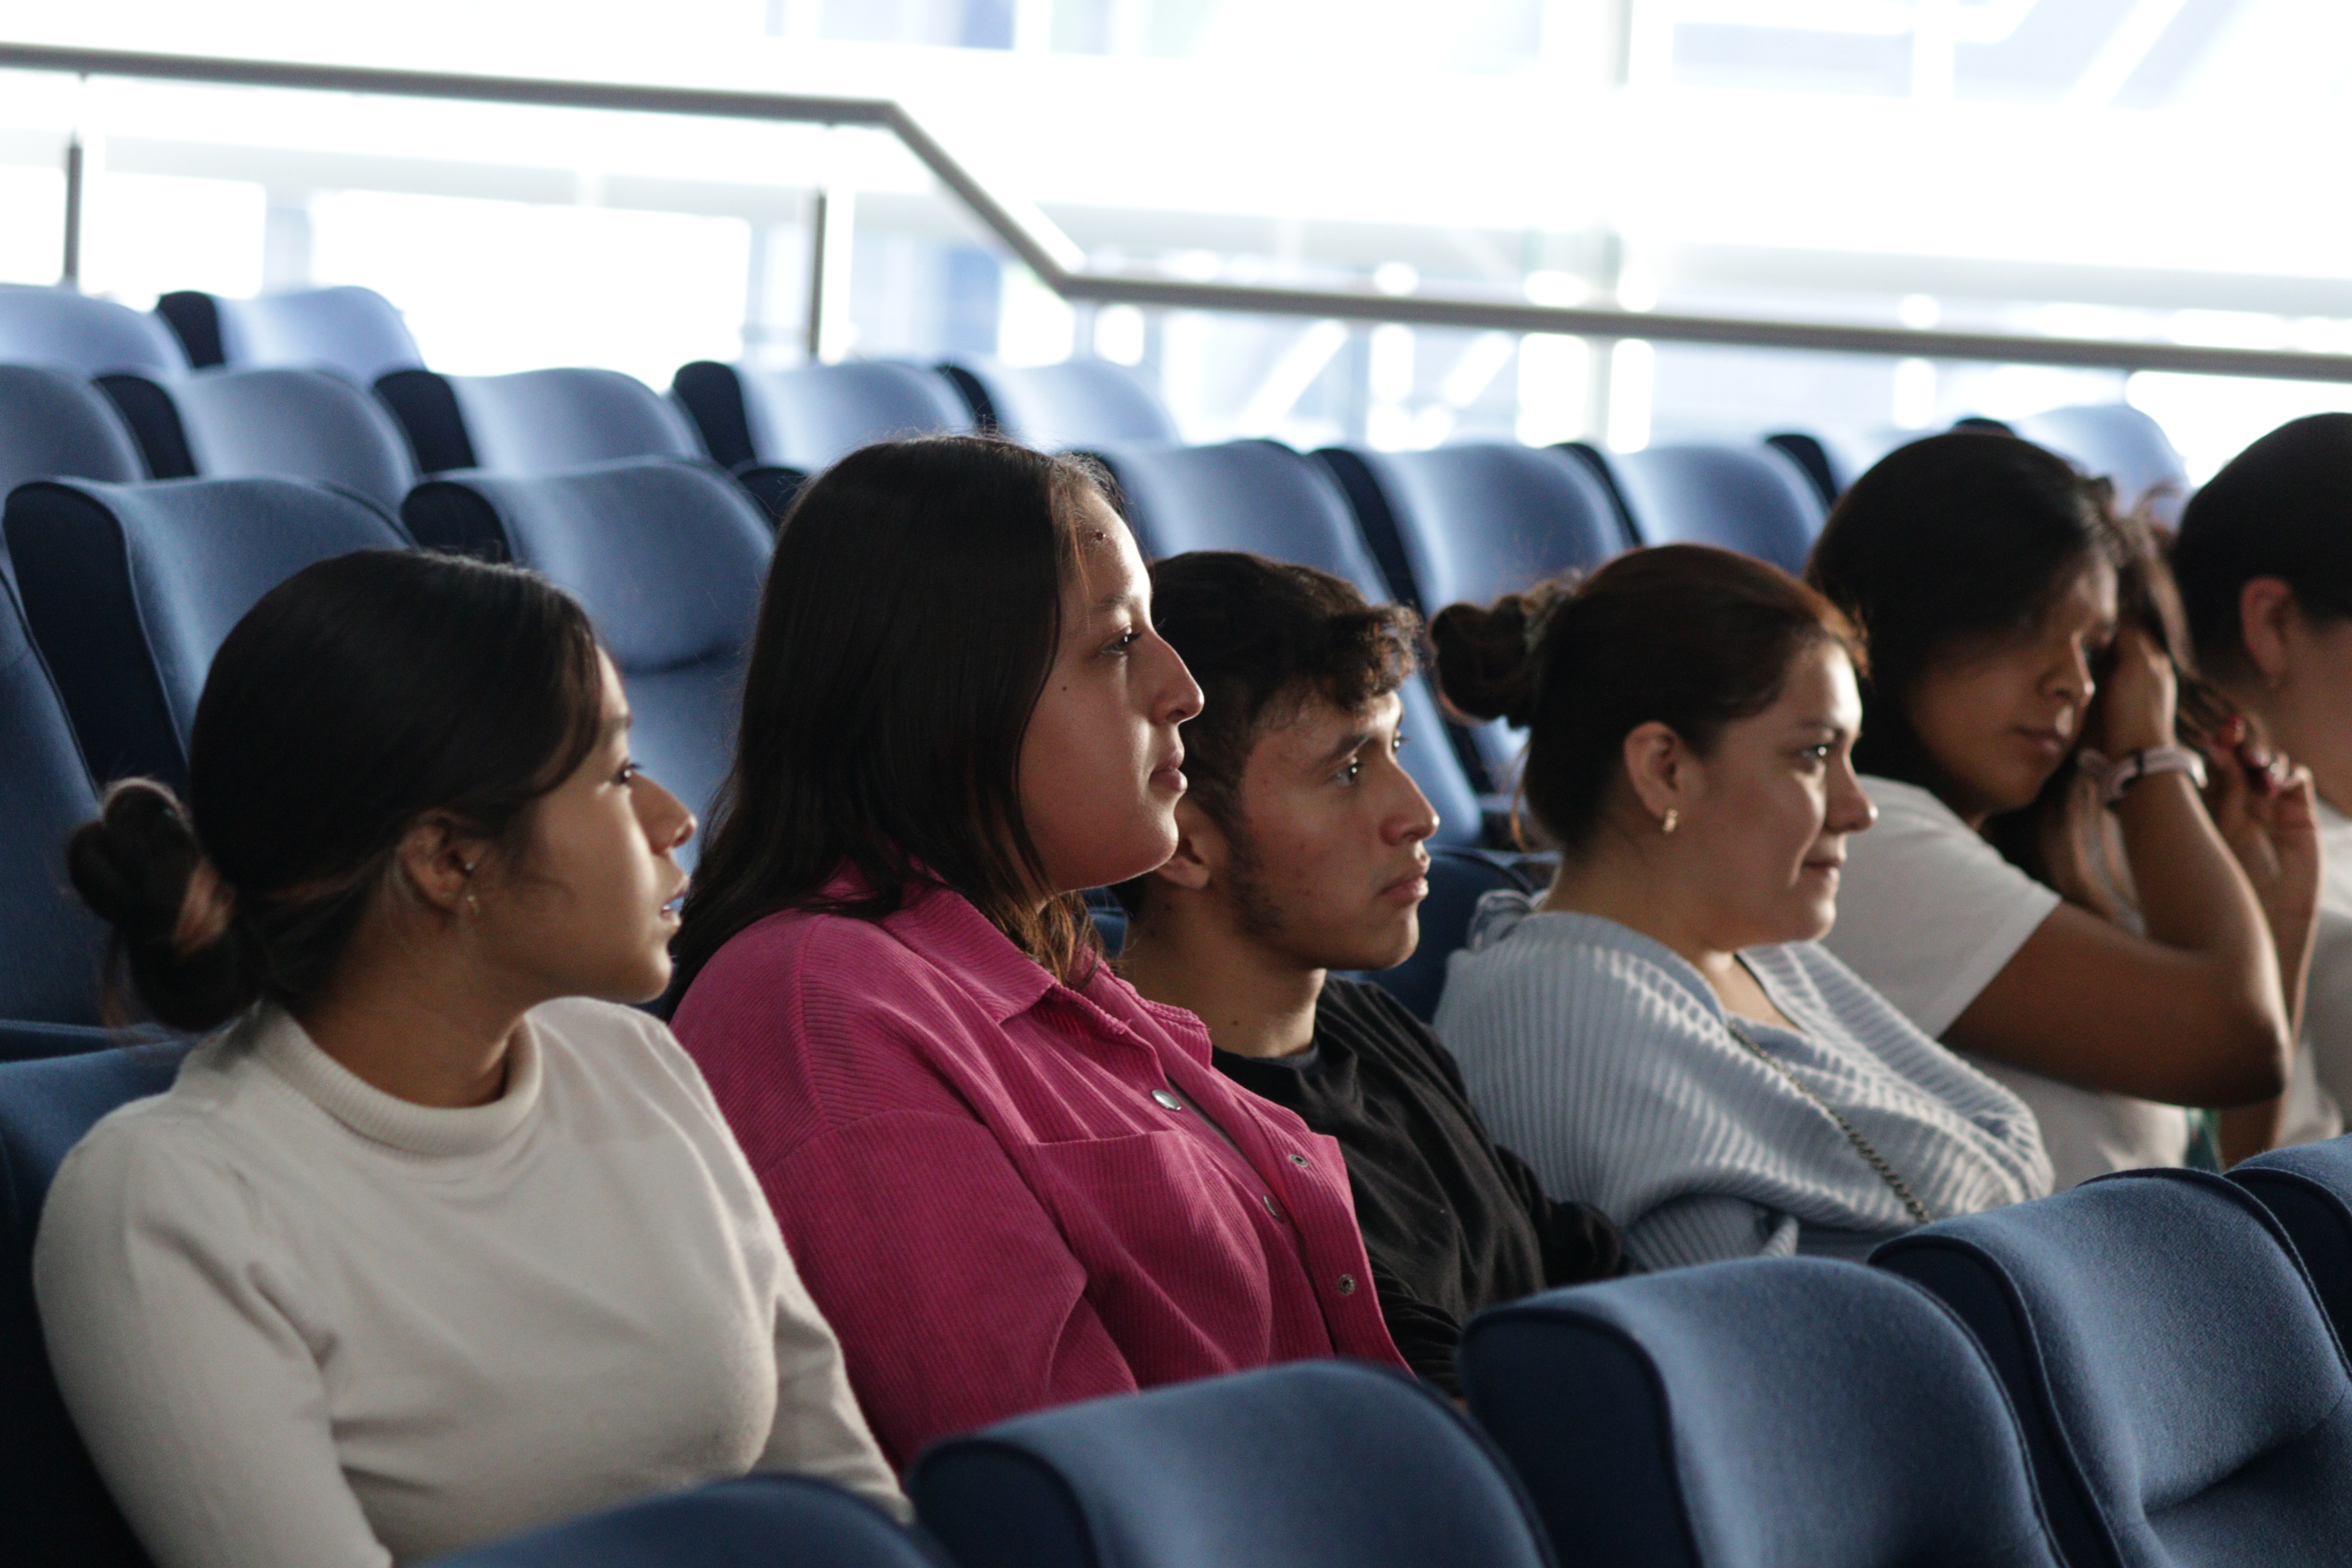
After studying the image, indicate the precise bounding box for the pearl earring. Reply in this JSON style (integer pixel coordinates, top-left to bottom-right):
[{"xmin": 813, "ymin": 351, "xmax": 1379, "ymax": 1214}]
[{"xmin": 1661, "ymin": 808, "xmax": 1679, "ymax": 835}]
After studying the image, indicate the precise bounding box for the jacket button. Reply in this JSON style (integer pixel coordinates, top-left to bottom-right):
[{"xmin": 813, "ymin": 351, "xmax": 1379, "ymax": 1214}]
[
  {"xmin": 1336, "ymin": 1274, "xmax": 1357, "ymax": 1296},
  {"xmin": 1151, "ymin": 1089, "xmax": 1183, "ymax": 1111},
  {"xmin": 1288, "ymin": 1152, "xmax": 1309, "ymax": 1168}
]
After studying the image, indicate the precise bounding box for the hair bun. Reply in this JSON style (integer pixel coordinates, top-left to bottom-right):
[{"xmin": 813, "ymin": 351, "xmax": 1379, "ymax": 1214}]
[
  {"xmin": 67, "ymin": 780, "xmax": 255, "ymax": 1031},
  {"xmin": 1429, "ymin": 584, "xmax": 1563, "ymax": 726}
]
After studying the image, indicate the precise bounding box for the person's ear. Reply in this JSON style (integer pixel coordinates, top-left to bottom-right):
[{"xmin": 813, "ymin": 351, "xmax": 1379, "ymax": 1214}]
[
  {"xmin": 1621, "ymin": 721, "xmax": 1691, "ymax": 831},
  {"xmin": 1150, "ymin": 796, "xmax": 1223, "ymax": 894},
  {"xmin": 2237, "ymin": 577, "xmax": 2299, "ymax": 687},
  {"xmin": 395, "ymin": 814, "xmax": 492, "ymax": 917}
]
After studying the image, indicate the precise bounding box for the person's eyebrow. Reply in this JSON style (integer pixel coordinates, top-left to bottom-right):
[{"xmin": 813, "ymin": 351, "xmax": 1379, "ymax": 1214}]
[
  {"xmin": 601, "ymin": 709, "xmax": 634, "ymax": 742},
  {"xmin": 1311, "ymin": 729, "xmax": 1377, "ymax": 771},
  {"xmin": 1089, "ymin": 588, "xmax": 1135, "ymax": 617}
]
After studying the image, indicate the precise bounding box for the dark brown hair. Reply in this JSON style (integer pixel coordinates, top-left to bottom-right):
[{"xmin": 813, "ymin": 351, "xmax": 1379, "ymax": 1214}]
[
  {"xmin": 670, "ymin": 435, "xmax": 1116, "ymax": 999},
  {"xmin": 67, "ymin": 550, "xmax": 604, "ymax": 1031},
  {"xmin": 1109, "ymin": 550, "xmax": 1420, "ymax": 915},
  {"xmin": 1806, "ymin": 431, "xmax": 2134, "ymax": 793},
  {"xmin": 1430, "ymin": 543, "xmax": 1862, "ymax": 851},
  {"xmin": 2173, "ymin": 412, "xmax": 2352, "ymax": 676}
]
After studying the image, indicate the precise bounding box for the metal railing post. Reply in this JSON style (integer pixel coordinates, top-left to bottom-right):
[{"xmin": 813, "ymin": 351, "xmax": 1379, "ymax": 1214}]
[{"xmin": 58, "ymin": 133, "xmax": 82, "ymax": 290}]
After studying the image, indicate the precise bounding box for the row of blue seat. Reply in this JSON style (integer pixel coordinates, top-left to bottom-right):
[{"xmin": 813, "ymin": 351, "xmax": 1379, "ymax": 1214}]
[{"xmin": 9, "ymin": 1024, "xmax": 2352, "ymax": 1568}]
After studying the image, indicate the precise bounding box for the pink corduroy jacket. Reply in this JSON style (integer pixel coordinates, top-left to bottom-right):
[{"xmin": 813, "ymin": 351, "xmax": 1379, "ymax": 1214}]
[{"xmin": 671, "ymin": 879, "xmax": 1407, "ymax": 1468}]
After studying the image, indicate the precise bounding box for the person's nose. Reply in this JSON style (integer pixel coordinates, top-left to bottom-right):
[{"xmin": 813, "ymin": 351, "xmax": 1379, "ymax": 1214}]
[
  {"xmin": 1384, "ymin": 770, "xmax": 1440, "ymax": 847},
  {"xmin": 1825, "ymin": 756, "xmax": 1876, "ymax": 836},
  {"xmin": 634, "ymin": 773, "xmax": 696, "ymax": 854},
  {"xmin": 2048, "ymin": 637, "xmax": 2095, "ymax": 708},
  {"xmin": 1153, "ymin": 635, "xmax": 1205, "ymax": 726}
]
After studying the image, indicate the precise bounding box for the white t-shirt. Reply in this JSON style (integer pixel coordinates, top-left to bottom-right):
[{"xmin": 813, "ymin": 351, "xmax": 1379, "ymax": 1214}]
[
  {"xmin": 1824, "ymin": 775, "xmax": 2192, "ymax": 1189},
  {"xmin": 34, "ymin": 998, "xmax": 906, "ymax": 1568},
  {"xmin": 2296, "ymin": 799, "xmax": 2352, "ymax": 1138}
]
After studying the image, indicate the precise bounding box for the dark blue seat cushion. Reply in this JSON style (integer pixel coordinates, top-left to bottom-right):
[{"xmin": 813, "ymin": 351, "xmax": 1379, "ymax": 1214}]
[
  {"xmin": 424, "ymin": 1475, "xmax": 950, "ymax": 1568},
  {"xmin": 0, "ymin": 1042, "xmax": 191, "ymax": 1568},
  {"xmin": 2232, "ymin": 1136, "xmax": 2352, "ymax": 1366},
  {"xmin": 158, "ymin": 287, "xmax": 423, "ymax": 388},
  {"xmin": 1874, "ymin": 1169, "xmax": 2352, "ymax": 1568},
  {"xmin": 0, "ymin": 364, "xmax": 148, "ymax": 497},
  {"xmin": 910, "ymin": 1360, "xmax": 1554, "ymax": 1568},
  {"xmin": 1463, "ymin": 1257, "xmax": 2060, "ymax": 1568},
  {"xmin": 0, "ymin": 569, "xmax": 103, "ymax": 1024},
  {"xmin": 3, "ymin": 475, "xmax": 411, "ymax": 790},
  {"xmin": 402, "ymin": 459, "xmax": 773, "ymax": 842}
]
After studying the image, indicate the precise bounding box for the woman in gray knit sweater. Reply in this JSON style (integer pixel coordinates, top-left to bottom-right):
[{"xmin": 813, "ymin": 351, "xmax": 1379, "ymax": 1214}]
[{"xmin": 1430, "ymin": 545, "xmax": 2051, "ymax": 1270}]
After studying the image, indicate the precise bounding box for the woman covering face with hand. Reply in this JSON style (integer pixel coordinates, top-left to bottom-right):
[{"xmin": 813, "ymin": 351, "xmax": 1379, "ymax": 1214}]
[
  {"xmin": 1808, "ymin": 432, "xmax": 2318, "ymax": 1184},
  {"xmin": 667, "ymin": 437, "xmax": 1406, "ymax": 1468},
  {"xmin": 35, "ymin": 551, "xmax": 903, "ymax": 1568},
  {"xmin": 1431, "ymin": 544, "xmax": 2051, "ymax": 1272}
]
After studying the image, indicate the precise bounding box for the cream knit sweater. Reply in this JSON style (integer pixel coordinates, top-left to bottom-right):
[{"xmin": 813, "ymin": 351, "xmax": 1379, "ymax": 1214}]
[{"xmin": 34, "ymin": 997, "xmax": 905, "ymax": 1568}]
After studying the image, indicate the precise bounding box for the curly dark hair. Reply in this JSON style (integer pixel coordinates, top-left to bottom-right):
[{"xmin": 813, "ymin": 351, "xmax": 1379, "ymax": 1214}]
[{"xmin": 1111, "ymin": 551, "xmax": 1420, "ymax": 914}]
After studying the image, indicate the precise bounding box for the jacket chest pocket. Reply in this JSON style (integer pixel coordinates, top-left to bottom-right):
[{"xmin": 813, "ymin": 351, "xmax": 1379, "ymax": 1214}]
[{"xmin": 1019, "ymin": 1128, "xmax": 1280, "ymax": 1330}]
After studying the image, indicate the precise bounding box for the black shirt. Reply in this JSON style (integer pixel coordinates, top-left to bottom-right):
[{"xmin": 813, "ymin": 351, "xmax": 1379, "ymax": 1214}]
[{"xmin": 1212, "ymin": 977, "xmax": 1630, "ymax": 1393}]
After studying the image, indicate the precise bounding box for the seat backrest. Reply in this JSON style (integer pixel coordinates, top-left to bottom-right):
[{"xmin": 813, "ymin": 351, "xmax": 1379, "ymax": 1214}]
[
  {"xmin": 0, "ymin": 365, "xmax": 148, "ymax": 497},
  {"xmin": 911, "ymin": 1360, "xmax": 1555, "ymax": 1568},
  {"xmin": 2232, "ymin": 1137, "xmax": 2352, "ymax": 1360},
  {"xmin": 425, "ymin": 1474, "xmax": 949, "ymax": 1568},
  {"xmin": 1090, "ymin": 439, "xmax": 1483, "ymax": 846},
  {"xmin": 0, "ymin": 288, "xmax": 185, "ymax": 380},
  {"xmin": 0, "ymin": 571, "xmax": 103, "ymax": 1027},
  {"xmin": 2013, "ymin": 405, "xmax": 2190, "ymax": 526},
  {"xmin": 0, "ymin": 1042, "xmax": 191, "ymax": 1568},
  {"xmin": 944, "ymin": 359, "xmax": 1180, "ymax": 450},
  {"xmin": 677, "ymin": 361, "xmax": 975, "ymax": 472},
  {"xmin": 141, "ymin": 368, "xmax": 418, "ymax": 513},
  {"xmin": 156, "ymin": 287, "xmax": 423, "ymax": 387},
  {"xmin": 1360, "ymin": 848, "xmax": 1537, "ymax": 1023},
  {"xmin": 402, "ymin": 459, "xmax": 771, "ymax": 854},
  {"xmin": 1591, "ymin": 443, "xmax": 1828, "ymax": 575},
  {"xmin": 1462, "ymin": 1257, "xmax": 2060, "ymax": 1568},
  {"xmin": 1320, "ymin": 443, "xmax": 1622, "ymax": 790},
  {"xmin": 1874, "ymin": 1169, "xmax": 2352, "ymax": 1568},
  {"xmin": 376, "ymin": 367, "xmax": 703, "ymax": 475},
  {"xmin": 4, "ymin": 476, "xmax": 411, "ymax": 791}
]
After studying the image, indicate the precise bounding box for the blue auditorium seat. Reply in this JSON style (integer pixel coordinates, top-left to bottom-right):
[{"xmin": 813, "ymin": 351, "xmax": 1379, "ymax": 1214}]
[
  {"xmin": 155, "ymin": 286, "xmax": 423, "ymax": 387},
  {"xmin": 1318, "ymin": 443, "xmax": 1621, "ymax": 790},
  {"xmin": 402, "ymin": 459, "xmax": 771, "ymax": 852},
  {"xmin": 100, "ymin": 368, "xmax": 418, "ymax": 512},
  {"xmin": 1462, "ymin": 1258, "xmax": 2060, "ymax": 1568},
  {"xmin": 940, "ymin": 358, "xmax": 1180, "ymax": 450},
  {"xmin": 1363, "ymin": 848, "xmax": 1538, "ymax": 1023},
  {"xmin": 1, "ymin": 1041, "xmax": 192, "ymax": 1568},
  {"xmin": 910, "ymin": 1360, "xmax": 1554, "ymax": 1568},
  {"xmin": 1874, "ymin": 1169, "xmax": 2352, "ymax": 1567},
  {"xmin": 1088, "ymin": 439, "xmax": 1484, "ymax": 847},
  {"xmin": 2231, "ymin": 1136, "xmax": 2352, "ymax": 1355},
  {"xmin": 0, "ymin": 569, "xmax": 104, "ymax": 1038},
  {"xmin": 1572, "ymin": 442, "xmax": 1827, "ymax": 575},
  {"xmin": 2013, "ymin": 404, "xmax": 2190, "ymax": 525},
  {"xmin": 423, "ymin": 1475, "xmax": 951, "ymax": 1568},
  {"xmin": 376, "ymin": 367, "xmax": 704, "ymax": 475},
  {"xmin": 672, "ymin": 360, "xmax": 974, "ymax": 472},
  {"xmin": 0, "ymin": 364, "xmax": 149, "ymax": 498},
  {"xmin": 0, "ymin": 287, "xmax": 185, "ymax": 380},
  {"xmin": 3, "ymin": 476, "xmax": 410, "ymax": 791}
]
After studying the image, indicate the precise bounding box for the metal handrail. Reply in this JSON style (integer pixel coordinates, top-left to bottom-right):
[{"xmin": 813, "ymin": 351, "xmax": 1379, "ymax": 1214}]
[{"xmin": 10, "ymin": 39, "xmax": 2352, "ymax": 384}]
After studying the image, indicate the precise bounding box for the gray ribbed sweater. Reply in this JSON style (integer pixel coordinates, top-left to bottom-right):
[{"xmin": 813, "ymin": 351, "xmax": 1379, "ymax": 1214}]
[{"xmin": 1434, "ymin": 895, "xmax": 2053, "ymax": 1270}]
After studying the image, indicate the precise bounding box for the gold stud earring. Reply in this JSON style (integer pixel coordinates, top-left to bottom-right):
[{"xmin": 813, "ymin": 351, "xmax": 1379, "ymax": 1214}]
[{"xmin": 1661, "ymin": 808, "xmax": 1679, "ymax": 835}]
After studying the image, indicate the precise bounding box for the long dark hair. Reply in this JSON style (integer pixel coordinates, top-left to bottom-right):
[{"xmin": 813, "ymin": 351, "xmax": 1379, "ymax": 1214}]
[
  {"xmin": 1805, "ymin": 431, "xmax": 2133, "ymax": 794},
  {"xmin": 67, "ymin": 550, "xmax": 604, "ymax": 1031},
  {"xmin": 1430, "ymin": 543, "xmax": 1862, "ymax": 852},
  {"xmin": 671, "ymin": 435, "xmax": 1115, "ymax": 999}
]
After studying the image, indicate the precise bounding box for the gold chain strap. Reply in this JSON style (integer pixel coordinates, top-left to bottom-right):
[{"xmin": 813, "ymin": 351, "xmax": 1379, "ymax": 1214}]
[{"xmin": 1724, "ymin": 1016, "xmax": 1935, "ymax": 1227}]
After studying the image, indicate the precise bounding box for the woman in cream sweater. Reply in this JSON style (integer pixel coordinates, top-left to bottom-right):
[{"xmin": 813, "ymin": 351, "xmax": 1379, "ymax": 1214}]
[{"xmin": 34, "ymin": 550, "xmax": 903, "ymax": 1568}]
